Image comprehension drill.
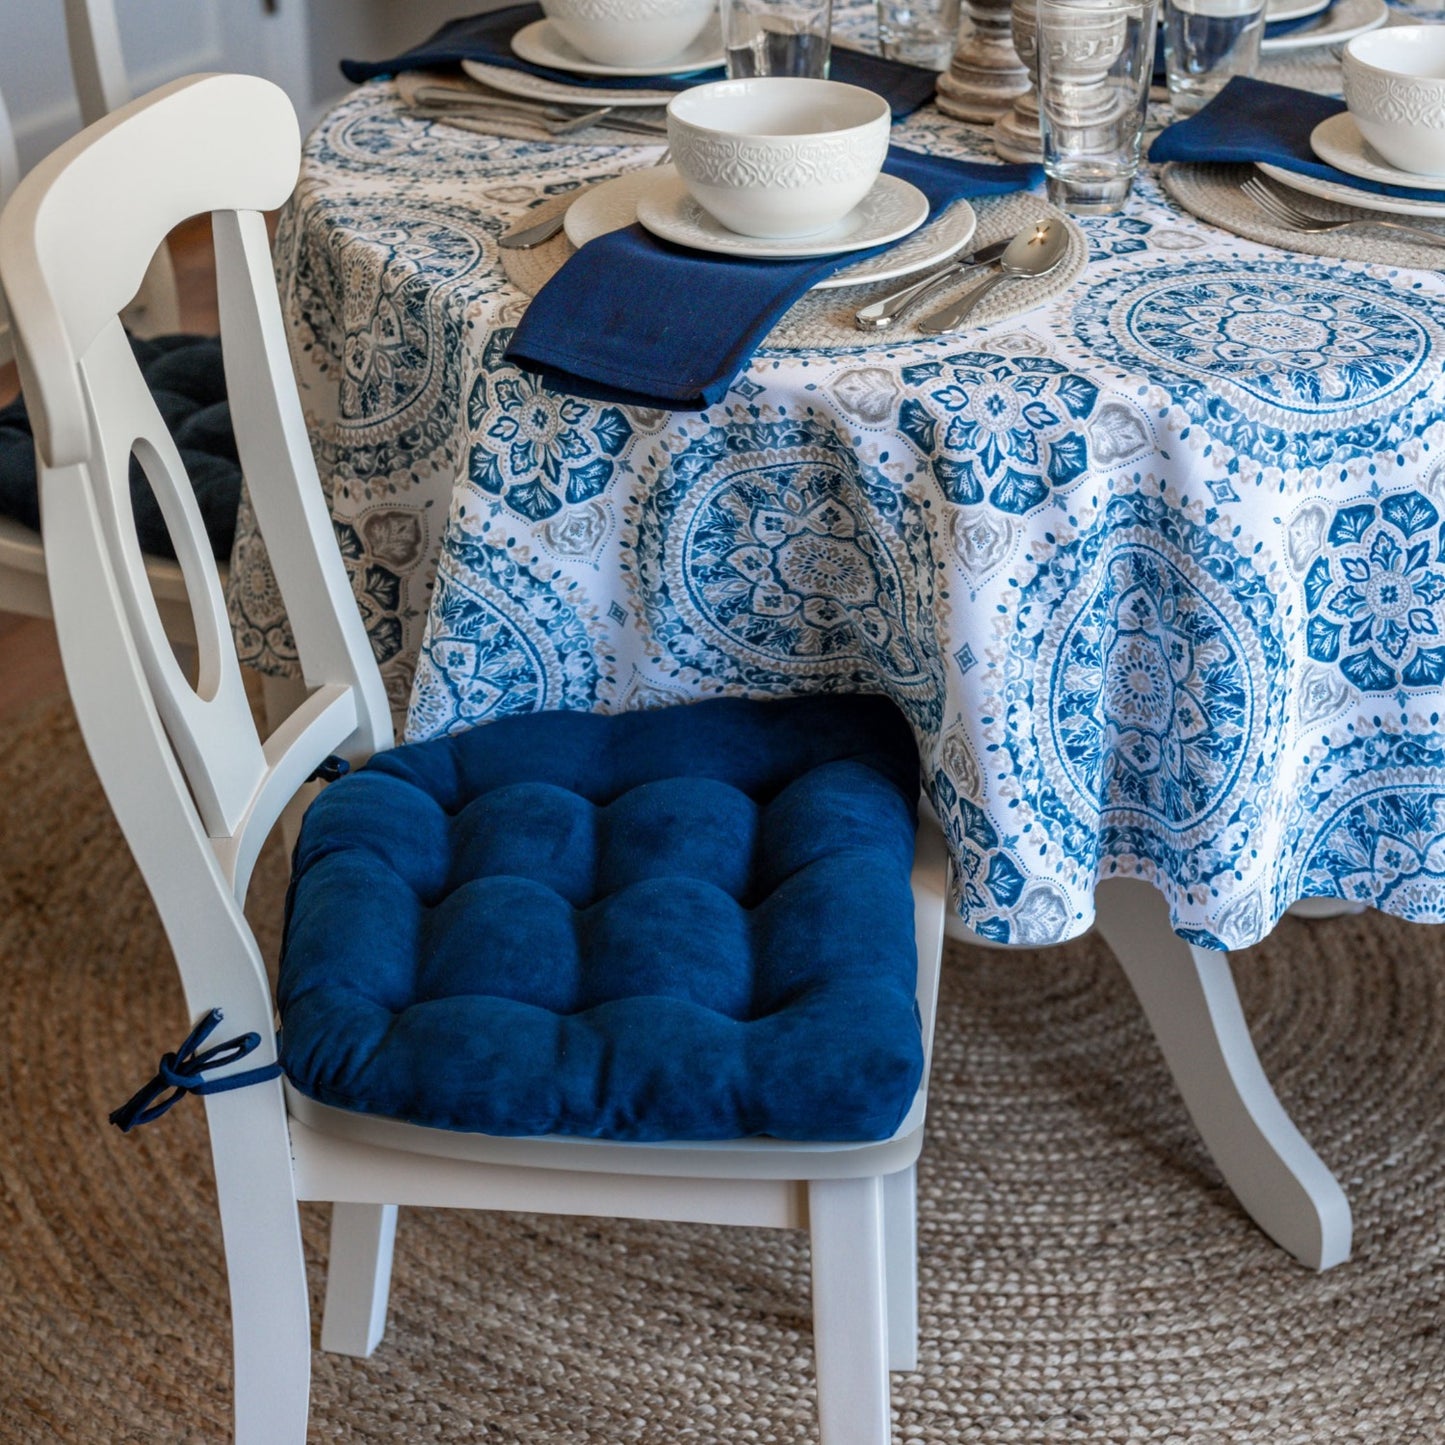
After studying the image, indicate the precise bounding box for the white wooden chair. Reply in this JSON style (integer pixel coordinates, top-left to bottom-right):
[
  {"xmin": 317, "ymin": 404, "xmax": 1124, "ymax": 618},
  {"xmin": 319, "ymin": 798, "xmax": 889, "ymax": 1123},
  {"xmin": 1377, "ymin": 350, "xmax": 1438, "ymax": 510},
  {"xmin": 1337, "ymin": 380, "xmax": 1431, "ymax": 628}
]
[
  {"xmin": 0, "ymin": 0, "xmax": 204, "ymax": 638},
  {"xmin": 0, "ymin": 72, "xmax": 950, "ymax": 1445}
]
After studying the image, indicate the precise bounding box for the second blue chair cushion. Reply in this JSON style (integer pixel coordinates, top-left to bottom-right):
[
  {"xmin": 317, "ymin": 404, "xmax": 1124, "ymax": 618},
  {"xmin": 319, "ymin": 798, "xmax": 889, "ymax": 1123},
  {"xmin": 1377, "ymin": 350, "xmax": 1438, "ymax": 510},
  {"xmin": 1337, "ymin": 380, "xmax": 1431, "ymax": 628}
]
[
  {"xmin": 0, "ymin": 332, "xmax": 240, "ymax": 561},
  {"xmin": 279, "ymin": 694, "xmax": 924, "ymax": 1143}
]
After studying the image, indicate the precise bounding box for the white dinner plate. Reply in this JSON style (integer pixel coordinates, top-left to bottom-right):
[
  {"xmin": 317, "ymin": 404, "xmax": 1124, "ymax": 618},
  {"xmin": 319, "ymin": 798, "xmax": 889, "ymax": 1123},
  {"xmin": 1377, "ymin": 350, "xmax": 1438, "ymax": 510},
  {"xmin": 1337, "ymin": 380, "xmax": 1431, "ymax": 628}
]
[
  {"xmin": 1260, "ymin": 0, "xmax": 1387, "ymax": 52},
  {"xmin": 509, "ymin": 17, "xmax": 724, "ymax": 78},
  {"xmin": 634, "ymin": 172, "xmax": 932, "ymax": 261},
  {"xmin": 1266, "ymin": 0, "xmax": 1332, "ymax": 23},
  {"xmin": 565, "ymin": 168, "xmax": 977, "ymax": 288},
  {"xmin": 1310, "ymin": 111, "xmax": 1445, "ymax": 192},
  {"xmin": 461, "ymin": 58, "xmax": 674, "ymax": 107},
  {"xmin": 1256, "ymin": 160, "xmax": 1445, "ymax": 217}
]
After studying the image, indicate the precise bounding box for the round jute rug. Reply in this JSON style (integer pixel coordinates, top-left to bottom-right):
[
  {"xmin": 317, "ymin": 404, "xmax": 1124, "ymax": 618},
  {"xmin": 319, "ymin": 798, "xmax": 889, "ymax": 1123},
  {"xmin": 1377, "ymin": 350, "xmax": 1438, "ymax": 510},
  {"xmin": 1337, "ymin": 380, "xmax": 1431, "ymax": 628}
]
[{"xmin": 1, "ymin": 698, "xmax": 1443, "ymax": 1443}]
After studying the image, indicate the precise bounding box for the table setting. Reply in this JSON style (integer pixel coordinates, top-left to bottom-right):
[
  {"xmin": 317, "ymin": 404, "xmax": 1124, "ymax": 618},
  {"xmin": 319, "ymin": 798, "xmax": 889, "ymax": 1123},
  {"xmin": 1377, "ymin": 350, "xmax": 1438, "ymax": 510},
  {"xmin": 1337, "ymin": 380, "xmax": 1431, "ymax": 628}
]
[
  {"xmin": 204, "ymin": 0, "xmax": 1445, "ymax": 1278},
  {"xmin": 227, "ymin": 0, "xmax": 1445, "ymax": 957}
]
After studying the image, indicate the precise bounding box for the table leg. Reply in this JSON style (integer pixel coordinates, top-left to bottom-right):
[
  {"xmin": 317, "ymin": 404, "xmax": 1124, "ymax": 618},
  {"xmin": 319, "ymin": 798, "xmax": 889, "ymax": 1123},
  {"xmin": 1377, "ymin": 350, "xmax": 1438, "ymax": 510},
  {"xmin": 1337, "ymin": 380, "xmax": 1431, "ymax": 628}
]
[{"xmin": 1091, "ymin": 878, "xmax": 1352, "ymax": 1272}]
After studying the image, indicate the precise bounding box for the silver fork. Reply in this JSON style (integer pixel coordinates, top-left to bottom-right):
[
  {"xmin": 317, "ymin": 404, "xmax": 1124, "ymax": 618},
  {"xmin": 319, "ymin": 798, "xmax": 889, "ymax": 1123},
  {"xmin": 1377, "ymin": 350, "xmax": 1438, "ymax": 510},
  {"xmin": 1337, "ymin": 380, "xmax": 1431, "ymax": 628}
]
[{"xmin": 1240, "ymin": 175, "xmax": 1445, "ymax": 253}]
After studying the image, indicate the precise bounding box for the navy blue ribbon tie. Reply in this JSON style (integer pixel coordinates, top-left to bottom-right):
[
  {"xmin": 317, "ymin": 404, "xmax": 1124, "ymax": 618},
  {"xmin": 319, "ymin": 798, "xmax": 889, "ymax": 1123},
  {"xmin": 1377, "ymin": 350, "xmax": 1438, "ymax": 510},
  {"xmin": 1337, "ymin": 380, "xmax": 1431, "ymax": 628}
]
[
  {"xmin": 109, "ymin": 1008, "xmax": 283, "ymax": 1133},
  {"xmin": 307, "ymin": 755, "xmax": 352, "ymax": 783}
]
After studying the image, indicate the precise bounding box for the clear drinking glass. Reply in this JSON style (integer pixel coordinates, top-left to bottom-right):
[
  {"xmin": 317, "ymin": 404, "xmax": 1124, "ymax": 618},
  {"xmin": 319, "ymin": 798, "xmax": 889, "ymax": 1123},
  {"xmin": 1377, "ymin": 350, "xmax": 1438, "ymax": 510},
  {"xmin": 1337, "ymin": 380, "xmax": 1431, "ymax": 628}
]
[
  {"xmin": 722, "ymin": 0, "xmax": 833, "ymax": 77},
  {"xmin": 1036, "ymin": 0, "xmax": 1158, "ymax": 215},
  {"xmin": 875, "ymin": 0, "xmax": 961, "ymax": 70},
  {"xmin": 1162, "ymin": 0, "xmax": 1265, "ymax": 117}
]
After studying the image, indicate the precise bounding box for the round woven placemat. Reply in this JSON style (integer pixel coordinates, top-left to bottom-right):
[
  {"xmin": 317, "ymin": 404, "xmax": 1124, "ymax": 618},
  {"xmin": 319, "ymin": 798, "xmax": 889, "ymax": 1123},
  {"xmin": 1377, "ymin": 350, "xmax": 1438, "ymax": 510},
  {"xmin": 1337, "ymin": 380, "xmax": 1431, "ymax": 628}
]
[
  {"xmin": 502, "ymin": 189, "xmax": 1088, "ymax": 350},
  {"xmin": 2, "ymin": 699, "xmax": 1443, "ymax": 1442},
  {"xmin": 1161, "ymin": 159, "xmax": 1445, "ymax": 269}
]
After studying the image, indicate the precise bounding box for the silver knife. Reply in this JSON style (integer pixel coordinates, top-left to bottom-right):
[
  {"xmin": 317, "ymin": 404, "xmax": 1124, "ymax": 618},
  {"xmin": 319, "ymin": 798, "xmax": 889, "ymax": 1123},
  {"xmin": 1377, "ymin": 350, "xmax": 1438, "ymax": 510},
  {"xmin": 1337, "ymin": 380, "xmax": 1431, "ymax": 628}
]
[
  {"xmin": 498, "ymin": 204, "xmax": 575, "ymax": 250},
  {"xmin": 853, "ymin": 237, "xmax": 1012, "ymax": 331}
]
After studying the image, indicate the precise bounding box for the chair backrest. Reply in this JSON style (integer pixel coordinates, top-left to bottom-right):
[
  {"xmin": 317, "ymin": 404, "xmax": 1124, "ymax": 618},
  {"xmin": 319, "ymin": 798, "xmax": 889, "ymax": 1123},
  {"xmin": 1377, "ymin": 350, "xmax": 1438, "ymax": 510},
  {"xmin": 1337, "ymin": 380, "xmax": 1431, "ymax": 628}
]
[
  {"xmin": 64, "ymin": 0, "xmax": 131, "ymax": 125},
  {"xmin": 0, "ymin": 79, "xmax": 18, "ymax": 368},
  {"xmin": 0, "ymin": 73, "xmax": 392, "ymax": 1044},
  {"xmin": 63, "ymin": 0, "xmax": 182, "ymax": 336}
]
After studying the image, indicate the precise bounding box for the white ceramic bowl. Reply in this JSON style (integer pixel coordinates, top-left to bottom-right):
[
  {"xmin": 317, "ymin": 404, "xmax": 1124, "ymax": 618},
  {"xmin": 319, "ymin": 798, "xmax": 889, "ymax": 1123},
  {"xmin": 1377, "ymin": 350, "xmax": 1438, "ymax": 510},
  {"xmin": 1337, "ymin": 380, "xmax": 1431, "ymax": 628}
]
[
  {"xmin": 540, "ymin": 0, "xmax": 715, "ymax": 69},
  {"xmin": 1342, "ymin": 27, "xmax": 1445, "ymax": 178},
  {"xmin": 666, "ymin": 78, "xmax": 891, "ymax": 239}
]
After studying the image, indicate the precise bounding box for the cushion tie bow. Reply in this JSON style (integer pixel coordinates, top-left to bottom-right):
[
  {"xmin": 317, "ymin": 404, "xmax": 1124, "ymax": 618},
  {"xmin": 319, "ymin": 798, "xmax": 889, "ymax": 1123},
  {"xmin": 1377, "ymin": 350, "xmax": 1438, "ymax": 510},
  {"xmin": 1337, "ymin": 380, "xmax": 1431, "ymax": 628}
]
[{"xmin": 109, "ymin": 1008, "xmax": 283, "ymax": 1133}]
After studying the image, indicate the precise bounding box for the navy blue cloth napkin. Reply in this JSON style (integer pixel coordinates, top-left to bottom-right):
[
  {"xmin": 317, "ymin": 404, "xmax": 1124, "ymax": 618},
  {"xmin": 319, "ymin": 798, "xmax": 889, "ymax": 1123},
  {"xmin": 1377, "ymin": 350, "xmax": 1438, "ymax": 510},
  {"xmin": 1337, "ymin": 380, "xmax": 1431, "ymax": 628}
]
[
  {"xmin": 1148, "ymin": 76, "xmax": 1445, "ymax": 203},
  {"xmin": 340, "ymin": 4, "xmax": 942, "ymax": 117},
  {"xmin": 504, "ymin": 147, "xmax": 1044, "ymax": 411}
]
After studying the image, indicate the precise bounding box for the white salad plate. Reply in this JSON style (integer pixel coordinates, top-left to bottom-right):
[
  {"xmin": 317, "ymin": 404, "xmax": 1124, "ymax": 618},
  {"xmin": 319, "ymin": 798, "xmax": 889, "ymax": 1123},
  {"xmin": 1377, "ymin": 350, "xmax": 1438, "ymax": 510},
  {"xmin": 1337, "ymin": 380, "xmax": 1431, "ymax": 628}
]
[
  {"xmin": 508, "ymin": 17, "xmax": 724, "ymax": 78},
  {"xmin": 1256, "ymin": 160, "xmax": 1445, "ymax": 216},
  {"xmin": 566, "ymin": 168, "xmax": 977, "ymax": 289},
  {"xmin": 1310, "ymin": 112, "xmax": 1445, "ymax": 192},
  {"xmin": 636, "ymin": 172, "xmax": 932, "ymax": 261},
  {"xmin": 1266, "ymin": 0, "xmax": 1331, "ymax": 22},
  {"xmin": 1260, "ymin": 0, "xmax": 1387, "ymax": 52},
  {"xmin": 461, "ymin": 58, "xmax": 673, "ymax": 107}
]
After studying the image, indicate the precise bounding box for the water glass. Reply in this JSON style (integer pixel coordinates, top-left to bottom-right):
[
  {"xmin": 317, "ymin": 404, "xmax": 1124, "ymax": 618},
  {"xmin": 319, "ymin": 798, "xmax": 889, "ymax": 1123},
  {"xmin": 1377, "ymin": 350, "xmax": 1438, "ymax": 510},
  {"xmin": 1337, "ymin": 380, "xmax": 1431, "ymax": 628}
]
[
  {"xmin": 722, "ymin": 0, "xmax": 833, "ymax": 76},
  {"xmin": 1162, "ymin": 0, "xmax": 1265, "ymax": 116},
  {"xmin": 1036, "ymin": 0, "xmax": 1157, "ymax": 216},
  {"xmin": 875, "ymin": 0, "xmax": 961, "ymax": 70}
]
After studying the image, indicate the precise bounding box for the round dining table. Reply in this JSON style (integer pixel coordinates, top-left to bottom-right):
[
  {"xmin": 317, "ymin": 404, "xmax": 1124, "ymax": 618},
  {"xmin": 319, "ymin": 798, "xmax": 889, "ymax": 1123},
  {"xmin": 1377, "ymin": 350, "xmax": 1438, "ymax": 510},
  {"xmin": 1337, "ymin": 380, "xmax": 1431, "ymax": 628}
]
[{"xmin": 225, "ymin": 3, "xmax": 1445, "ymax": 1271}]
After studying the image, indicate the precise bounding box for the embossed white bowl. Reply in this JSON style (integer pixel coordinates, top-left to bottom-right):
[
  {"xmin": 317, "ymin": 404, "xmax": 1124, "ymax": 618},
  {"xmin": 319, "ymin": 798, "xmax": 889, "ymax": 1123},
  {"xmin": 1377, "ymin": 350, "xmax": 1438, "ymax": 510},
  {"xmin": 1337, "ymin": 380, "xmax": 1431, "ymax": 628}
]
[
  {"xmin": 666, "ymin": 78, "xmax": 891, "ymax": 239},
  {"xmin": 541, "ymin": 0, "xmax": 715, "ymax": 69},
  {"xmin": 1342, "ymin": 28, "xmax": 1445, "ymax": 177}
]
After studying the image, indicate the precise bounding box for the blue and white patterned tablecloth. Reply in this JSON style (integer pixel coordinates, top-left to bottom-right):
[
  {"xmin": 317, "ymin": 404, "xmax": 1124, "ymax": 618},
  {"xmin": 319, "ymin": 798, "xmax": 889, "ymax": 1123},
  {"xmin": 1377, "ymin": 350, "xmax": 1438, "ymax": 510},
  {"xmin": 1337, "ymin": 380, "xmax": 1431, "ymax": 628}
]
[{"xmin": 225, "ymin": 31, "xmax": 1445, "ymax": 952}]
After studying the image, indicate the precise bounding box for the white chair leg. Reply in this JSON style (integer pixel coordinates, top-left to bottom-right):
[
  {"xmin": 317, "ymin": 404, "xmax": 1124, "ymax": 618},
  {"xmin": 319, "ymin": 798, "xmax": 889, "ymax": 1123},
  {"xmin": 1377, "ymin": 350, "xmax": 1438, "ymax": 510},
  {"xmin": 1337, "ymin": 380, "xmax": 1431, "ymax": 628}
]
[
  {"xmin": 1093, "ymin": 877, "xmax": 1353, "ymax": 1272},
  {"xmin": 321, "ymin": 1202, "xmax": 398, "ymax": 1359},
  {"xmin": 809, "ymin": 1176, "xmax": 891, "ymax": 1445},
  {"xmin": 881, "ymin": 1165, "xmax": 918, "ymax": 1372},
  {"xmin": 1286, "ymin": 898, "xmax": 1368, "ymax": 919},
  {"xmin": 206, "ymin": 1087, "xmax": 311, "ymax": 1445}
]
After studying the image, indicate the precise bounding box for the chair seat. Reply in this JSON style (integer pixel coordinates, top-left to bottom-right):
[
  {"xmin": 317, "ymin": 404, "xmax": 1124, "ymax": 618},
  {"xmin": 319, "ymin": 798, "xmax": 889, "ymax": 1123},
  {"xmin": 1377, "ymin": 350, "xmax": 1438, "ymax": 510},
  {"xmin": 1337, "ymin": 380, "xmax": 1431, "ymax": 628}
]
[
  {"xmin": 0, "ymin": 332, "xmax": 240, "ymax": 561},
  {"xmin": 279, "ymin": 694, "xmax": 925, "ymax": 1144}
]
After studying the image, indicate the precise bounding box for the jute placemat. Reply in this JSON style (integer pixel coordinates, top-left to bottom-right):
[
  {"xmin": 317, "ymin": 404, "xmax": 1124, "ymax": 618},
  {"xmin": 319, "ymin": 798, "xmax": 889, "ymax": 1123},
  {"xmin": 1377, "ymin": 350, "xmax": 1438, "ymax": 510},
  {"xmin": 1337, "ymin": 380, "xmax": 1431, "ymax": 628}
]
[
  {"xmin": 1161, "ymin": 159, "xmax": 1445, "ymax": 269},
  {"xmin": 2, "ymin": 699, "xmax": 1443, "ymax": 1442},
  {"xmin": 501, "ymin": 188, "xmax": 1088, "ymax": 348}
]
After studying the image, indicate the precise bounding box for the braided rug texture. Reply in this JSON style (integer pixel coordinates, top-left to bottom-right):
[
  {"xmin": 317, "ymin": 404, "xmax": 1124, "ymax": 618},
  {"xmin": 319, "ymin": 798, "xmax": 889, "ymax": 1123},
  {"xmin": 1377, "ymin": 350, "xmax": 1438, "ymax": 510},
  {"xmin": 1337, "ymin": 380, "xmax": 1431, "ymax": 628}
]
[{"xmin": 1, "ymin": 698, "xmax": 1442, "ymax": 1443}]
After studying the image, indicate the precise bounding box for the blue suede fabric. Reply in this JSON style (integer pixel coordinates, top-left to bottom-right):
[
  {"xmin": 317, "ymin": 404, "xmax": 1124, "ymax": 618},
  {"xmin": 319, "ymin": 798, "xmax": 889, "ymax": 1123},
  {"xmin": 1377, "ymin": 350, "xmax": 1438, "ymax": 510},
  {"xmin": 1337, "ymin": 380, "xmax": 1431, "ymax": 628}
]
[
  {"xmin": 0, "ymin": 333, "xmax": 240, "ymax": 561},
  {"xmin": 278, "ymin": 694, "xmax": 925, "ymax": 1143}
]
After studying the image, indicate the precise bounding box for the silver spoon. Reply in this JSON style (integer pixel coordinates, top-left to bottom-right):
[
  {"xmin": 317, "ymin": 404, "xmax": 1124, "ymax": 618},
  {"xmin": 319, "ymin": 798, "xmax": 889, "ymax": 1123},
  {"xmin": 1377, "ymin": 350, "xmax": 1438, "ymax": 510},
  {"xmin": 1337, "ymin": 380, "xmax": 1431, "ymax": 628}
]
[
  {"xmin": 854, "ymin": 237, "xmax": 1012, "ymax": 331},
  {"xmin": 917, "ymin": 219, "xmax": 1069, "ymax": 334}
]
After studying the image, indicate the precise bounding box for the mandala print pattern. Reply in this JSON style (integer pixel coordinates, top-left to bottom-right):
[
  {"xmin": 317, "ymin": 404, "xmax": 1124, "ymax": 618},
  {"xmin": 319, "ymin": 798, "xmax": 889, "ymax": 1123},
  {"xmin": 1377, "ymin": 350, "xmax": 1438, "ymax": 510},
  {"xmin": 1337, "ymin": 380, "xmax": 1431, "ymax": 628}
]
[
  {"xmin": 897, "ymin": 350, "xmax": 1099, "ymax": 516},
  {"xmin": 1072, "ymin": 259, "xmax": 1445, "ymax": 477},
  {"xmin": 408, "ymin": 520, "xmax": 608, "ymax": 740},
  {"xmin": 993, "ymin": 487, "xmax": 1288, "ymax": 912},
  {"xmin": 468, "ymin": 329, "xmax": 635, "ymax": 522},
  {"xmin": 285, "ymin": 198, "xmax": 490, "ymax": 489},
  {"xmin": 624, "ymin": 418, "xmax": 946, "ymax": 730},
  {"xmin": 1304, "ymin": 490, "xmax": 1445, "ymax": 693},
  {"xmin": 1283, "ymin": 730, "xmax": 1445, "ymax": 924}
]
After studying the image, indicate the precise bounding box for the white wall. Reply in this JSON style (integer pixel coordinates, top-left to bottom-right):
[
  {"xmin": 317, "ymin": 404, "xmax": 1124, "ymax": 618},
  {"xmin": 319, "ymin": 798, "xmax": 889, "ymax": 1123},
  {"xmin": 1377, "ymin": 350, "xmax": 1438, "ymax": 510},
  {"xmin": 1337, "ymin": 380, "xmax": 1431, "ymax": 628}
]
[
  {"xmin": 0, "ymin": 0, "xmax": 508, "ymax": 178},
  {"xmin": 302, "ymin": 0, "xmax": 499, "ymax": 118}
]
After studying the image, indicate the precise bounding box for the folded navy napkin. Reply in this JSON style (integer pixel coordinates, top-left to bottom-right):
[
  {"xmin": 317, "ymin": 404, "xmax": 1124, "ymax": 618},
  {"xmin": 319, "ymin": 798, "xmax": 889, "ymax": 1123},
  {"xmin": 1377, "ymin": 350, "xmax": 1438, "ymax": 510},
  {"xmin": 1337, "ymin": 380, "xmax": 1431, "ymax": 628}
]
[
  {"xmin": 340, "ymin": 4, "xmax": 942, "ymax": 117},
  {"xmin": 504, "ymin": 147, "xmax": 1044, "ymax": 411},
  {"xmin": 1148, "ymin": 75, "xmax": 1445, "ymax": 203}
]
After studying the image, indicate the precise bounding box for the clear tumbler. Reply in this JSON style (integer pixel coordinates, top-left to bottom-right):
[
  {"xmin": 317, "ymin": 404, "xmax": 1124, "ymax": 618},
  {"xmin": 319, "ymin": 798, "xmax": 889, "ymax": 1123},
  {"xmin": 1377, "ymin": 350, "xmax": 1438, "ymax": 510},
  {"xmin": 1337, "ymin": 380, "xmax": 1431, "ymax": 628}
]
[{"xmin": 1036, "ymin": 0, "xmax": 1158, "ymax": 215}]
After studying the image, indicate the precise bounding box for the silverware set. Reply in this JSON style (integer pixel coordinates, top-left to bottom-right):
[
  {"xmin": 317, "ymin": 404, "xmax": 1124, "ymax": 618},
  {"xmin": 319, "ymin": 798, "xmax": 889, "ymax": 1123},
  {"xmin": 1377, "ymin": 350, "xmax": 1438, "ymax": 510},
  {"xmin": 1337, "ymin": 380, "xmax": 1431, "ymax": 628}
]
[
  {"xmin": 853, "ymin": 219, "xmax": 1069, "ymax": 334},
  {"xmin": 407, "ymin": 79, "xmax": 669, "ymax": 138},
  {"xmin": 1239, "ymin": 175, "xmax": 1445, "ymax": 253}
]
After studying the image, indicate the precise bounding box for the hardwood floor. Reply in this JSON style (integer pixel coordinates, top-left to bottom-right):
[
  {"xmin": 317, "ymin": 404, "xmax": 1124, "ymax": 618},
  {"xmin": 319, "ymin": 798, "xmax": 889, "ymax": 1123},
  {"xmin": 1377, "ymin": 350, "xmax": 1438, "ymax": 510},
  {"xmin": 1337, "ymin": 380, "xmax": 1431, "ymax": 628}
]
[{"xmin": 0, "ymin": 217, "xmax": 221, "ymax": 723}]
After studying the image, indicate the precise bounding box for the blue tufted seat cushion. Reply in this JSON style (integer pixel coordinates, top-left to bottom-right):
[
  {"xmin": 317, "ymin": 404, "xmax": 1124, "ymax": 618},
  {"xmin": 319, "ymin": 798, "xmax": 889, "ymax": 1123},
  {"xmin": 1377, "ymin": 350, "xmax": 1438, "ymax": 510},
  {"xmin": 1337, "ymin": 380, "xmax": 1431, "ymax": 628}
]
[
  {"xmin": 278, "ymin": 694, "xmax": 925, "ymax": 1143},
  {"xmin": 0, "ymin": 332, "xmax": 240, "ymax": 561}
]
